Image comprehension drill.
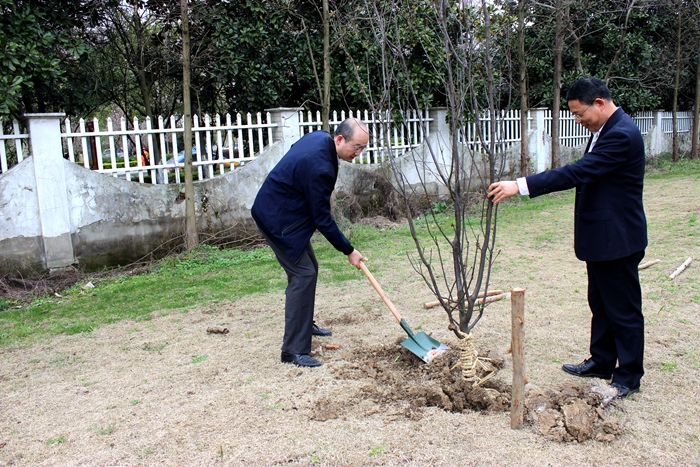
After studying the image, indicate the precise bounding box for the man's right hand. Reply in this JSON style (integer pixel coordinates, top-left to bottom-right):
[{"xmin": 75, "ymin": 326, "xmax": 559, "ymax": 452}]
[
  {"xmin": 488, "ymin": 181, "xmax": 519, "ymax": 204},
  {"xmin": 348, "ymin": 249, "xmax": 365, "ymax": 269}
]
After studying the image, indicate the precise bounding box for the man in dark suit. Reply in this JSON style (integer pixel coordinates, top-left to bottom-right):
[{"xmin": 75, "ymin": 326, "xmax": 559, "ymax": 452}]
[
  {"xmin": 252, "ymin": 118, "xmax": 368, "ymax": 368},
  {"xmin": 488, "ymin": 77, "xmax": 647, "ymax": 398}
]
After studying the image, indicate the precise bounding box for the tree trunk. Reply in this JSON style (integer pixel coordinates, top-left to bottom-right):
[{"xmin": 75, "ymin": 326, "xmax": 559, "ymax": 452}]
[
  {"xmin": 181, "ymin": 0, "xmax": 199, "ymax": 251},
  {"xmin": 322, "ymin": 0, "xmax": 331, "ymax": 131},
  {"xmin": 604, "ymin": 0, "xmax": 636, "ymax": 83},
  {"xmin": 301, "ymin": 17, "xmax": 323, "ymax": 114},
  {"xmin": 692, "ymin": 42, "xmax": 700, "ymax": 159},
  {"xmin": 672, "ymin": 0, "xmax": 682, "ymax": 163},
  {"xmin": 132, "ymin": 2, "xmax": 153, "ymax": 121},
  {"xmin": 551, "ymin": 0, "xmax": 564, "ymax": 169},
  {"xmin": 572, "ymin": 33, "xmax": 583, "ymax": 74},
  {"xmin": 518, "ymin": 0, "xmax": 530, "ymax": 177},
  {"xmin": 130, "ymin": 1, "xmax": 159, "ymax": 164}
]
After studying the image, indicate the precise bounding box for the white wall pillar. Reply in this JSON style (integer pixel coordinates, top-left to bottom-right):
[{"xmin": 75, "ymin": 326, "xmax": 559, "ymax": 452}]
[
  {"xmin": 428, "ymin": 107, "xmax": 449, "ymax": 138},
  {"xmin": 528, "ymin": 108, "xmax": 551, "ymax": 173},
  {"xmin": 645, "ymin": 110, "xmax": 668, "ymax": 158},
  {"xmin": 426, "ymin": 107, "xmax": 452, "ymax": 170},
  {"xmin": 266, "ymin": 107, "xmax": 303, "ymax": 155},
  {"xmin": 25, "ymin": 113, "xmax": 75, "ymax": 269}
]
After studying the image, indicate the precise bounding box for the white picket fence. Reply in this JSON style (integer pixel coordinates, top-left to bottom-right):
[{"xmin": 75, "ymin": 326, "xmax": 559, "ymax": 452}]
[
  {"xmin": 460, "ymin": 109, "xmax": 524, "ymax": 153},
  {"xmin": 661, "ymin": 111, "xmax": 694, "ymax": 133},
  {"xmin": 546, "ymin": 110, "xmax": 592, "ymax": 148},
  {"xmin": 0, "ymin": 109, "xmax": 697, "ymax": 180},
  {"xmin": 0, "ymin": 119, "xmax": 28, "ymax": 172},
  {"xmin": 635, "ymin": 111, "xmax": 655, "ymax": 134},
  {"xmin": 299, "ymin": 108, "xmax": 430, "ymax": 164},
  {"xmin": 61, "ymin": 112, "xmax": 275, "ymax": 184}
]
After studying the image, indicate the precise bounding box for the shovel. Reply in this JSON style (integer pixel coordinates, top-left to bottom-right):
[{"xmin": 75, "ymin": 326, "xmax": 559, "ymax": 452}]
[{"xmin": 359, "ymin": 262, "xmax": 448, "ymax": 363}]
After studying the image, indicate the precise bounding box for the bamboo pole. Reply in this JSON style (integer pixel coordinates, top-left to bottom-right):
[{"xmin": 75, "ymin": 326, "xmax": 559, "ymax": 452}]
[
  {"xmin": 669, "ymin": 257, "xmax": 692, "ymax": 279},
  {"xmin": 638, "ymin": 259, "xmax": 661, "ymax": 270},
  {"xmin": 423, "ymin": 290, "xmax": 505, "ymax": 309},
  {"xmin": 510, "ymin": 288, "xmax": 526, "ymax": 429}
]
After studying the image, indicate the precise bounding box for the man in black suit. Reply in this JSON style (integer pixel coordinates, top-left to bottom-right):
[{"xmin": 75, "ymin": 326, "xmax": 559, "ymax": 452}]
[
  {"xmin": 488, "ymin": 77, "xmax": 647, "ymax": 398},
  {"xmin": 252, "ymin": 118, "xmax": 368, "ymax": 368}
]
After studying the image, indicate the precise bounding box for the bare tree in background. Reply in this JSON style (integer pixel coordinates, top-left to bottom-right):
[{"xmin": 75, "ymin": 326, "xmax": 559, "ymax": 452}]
[
  {"xmin": 291, "ymin": 0, "xmax": 332, "ymax": 130},
  {"xmin": 181, "ymin": 0, "xmax": 198, "ymax": 250},
  {"xmin": 518, "ymin": 0, "xmax": 530, "ymax": 177},
  {"xmin": 543, "ymin": 0, "xmax": 643, "ymax": 169},
  {"xmin": 602, "ymin": 0, "xmax": 638, "ymax": 82},
  {"xmin": 322, "ymin": 0, "xmax": 331, "ymax": 130},
  {"xmin": 671, "ymin": 0, "xmax": 682, "ymax": 163},
  {"xmin": 693, "ymin": 48, "xmax": 700, "ymax": 159},
  {"xmin": 550, "ymin": 0, "xmax": 565, "ymax": 168},
  {"xmin": 692, "ymin": 0, "xmax": 700, "ymax": 159},
  {"xmin": 336, "ymin": 0, "xmax": 512, "ymax": 382}
]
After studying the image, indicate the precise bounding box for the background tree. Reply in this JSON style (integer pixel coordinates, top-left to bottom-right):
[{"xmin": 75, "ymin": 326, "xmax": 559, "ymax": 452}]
[
  {"xmin": 692, "ymin": 0, "xmax": 700, "ymax": 159},
  {"xmin": 510, "ymin": 0, "xmax": 686, "ymax": 111},
  {"xmin": 0, "ymin": 0, "xmax": 117, "ymax": 118},
  {"xmin": 671, "ymin": 0, "xmax": 682, "ymax": 163},
  {"xmin": 551, "ymin": 0, "xmax": 566, "ymax": 169},
  {"xmin": 322, "ymin": 0, "xmax": 331, "ymax": 129},
  {"xmin": 86, "ymin": 2, "xmax": 180, "ymax": 121},
  {"xmin": 3, "ymin": 0, "xmax": 699, "ymax": 157},
  {"xmin": 181, "ymin": 0, "xmax": 198, "ymax": 250},
  {"xmin": 518, "ymin": 0, "xmax": 530, "ymax": 177},
  {"xmin": 207, "ymin": 0, "xmax": 321, "ymax": 113}
]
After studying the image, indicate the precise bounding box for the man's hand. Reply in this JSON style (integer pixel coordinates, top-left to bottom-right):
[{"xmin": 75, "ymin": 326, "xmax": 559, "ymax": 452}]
[
  {"xmin": 488, "ymin": 181, "xmax": 519, "ymax": 204},
  {"xmin": 348, "ymin": 249, "xmax": 365, "ymax": 269}
]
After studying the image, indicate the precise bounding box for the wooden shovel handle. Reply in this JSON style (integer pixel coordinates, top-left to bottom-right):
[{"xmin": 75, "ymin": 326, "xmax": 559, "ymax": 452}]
[{"xmin": 359, "ymin": 262, "xmax": 403, "ymax": 324}]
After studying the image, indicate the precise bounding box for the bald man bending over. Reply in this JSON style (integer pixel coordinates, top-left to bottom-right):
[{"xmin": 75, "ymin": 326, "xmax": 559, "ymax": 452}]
[{"xmin": 252, "ymin": 119, "xmax": 368, "ymax": 367}]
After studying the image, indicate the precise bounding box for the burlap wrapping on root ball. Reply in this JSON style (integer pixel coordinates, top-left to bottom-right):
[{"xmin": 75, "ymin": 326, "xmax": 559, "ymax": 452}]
[{"xmin": 460, "ymin": 334, "xmax": 499, "ymax": 385}]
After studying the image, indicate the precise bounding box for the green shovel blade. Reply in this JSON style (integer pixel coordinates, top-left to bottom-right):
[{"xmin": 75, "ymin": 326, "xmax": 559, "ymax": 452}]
[{"xmin": 398, "ymin": 319, "xmax": 448, "ymax": 363}]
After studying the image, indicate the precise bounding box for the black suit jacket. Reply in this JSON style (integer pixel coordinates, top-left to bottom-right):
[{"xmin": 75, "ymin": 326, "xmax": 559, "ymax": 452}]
[
  {"xmin": 251, "ymin": 130, "xmax": 354, "ymax": 263},
  {"xmin": 525, "ymin": 108, "xmax": 647, "ymax": 262}
]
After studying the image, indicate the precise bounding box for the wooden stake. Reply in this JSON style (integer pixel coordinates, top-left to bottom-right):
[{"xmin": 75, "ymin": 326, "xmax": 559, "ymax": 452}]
[
  {"xmin": 638, "ymin": 259, "xmax": 661, "ymax": 270},
  {"xmin": 669, "ymin": 257, "xmax": 692, "ymax": 279},
  {"xmin": 423, "ymin": 290, "xmax": 505, "ymax": 309},
  {"xmin": 510, "ymin": 287, "xmax": 526, "ymax": 430}
]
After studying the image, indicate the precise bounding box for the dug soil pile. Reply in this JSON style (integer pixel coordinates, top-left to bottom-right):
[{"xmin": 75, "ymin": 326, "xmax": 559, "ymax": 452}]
[{"xmin": 310, "ymin": 340, "xmax": 623, "ymax": 442}]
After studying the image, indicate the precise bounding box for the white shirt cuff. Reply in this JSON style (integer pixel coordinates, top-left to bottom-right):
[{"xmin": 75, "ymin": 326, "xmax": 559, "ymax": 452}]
[{"xmin": 516, "ymin": 177, "xmax": 529, "ymax": 196}]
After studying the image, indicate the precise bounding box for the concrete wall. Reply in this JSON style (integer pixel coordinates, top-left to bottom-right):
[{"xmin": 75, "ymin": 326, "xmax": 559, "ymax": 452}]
[{"xmin": 0, "ymin": 140, "xmax": 290, "ymax": 274}]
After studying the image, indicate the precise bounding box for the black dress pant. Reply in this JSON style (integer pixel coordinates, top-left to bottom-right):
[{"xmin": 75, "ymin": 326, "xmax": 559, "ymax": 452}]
[
  {"xmin": 586, "ymin": 249, "xmax": 645, "ymax": 389},
  {"xmin": 258, "ymin": 227, "xmax": 318, "ymax": 355}
]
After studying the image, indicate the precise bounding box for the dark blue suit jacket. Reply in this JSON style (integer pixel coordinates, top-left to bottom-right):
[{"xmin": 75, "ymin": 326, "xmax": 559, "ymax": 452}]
[
  {"xmin": 251, "ymin": 131, "xmax": 354, "ymax": 263},
  {"xmin": 526, "ymin": 108, "xmax": 647, "ymax": 262}
]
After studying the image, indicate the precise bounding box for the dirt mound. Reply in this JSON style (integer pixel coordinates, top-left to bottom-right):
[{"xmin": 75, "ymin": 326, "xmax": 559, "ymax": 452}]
[
  {"xmin": 357, "ymin": 216, "xmax": 405, "ymax": 229},
  {"xmin": 525, "ymin": 381, "xmax": 624, "ymax": 442},
  {"xmin": 316, "ymin": 340, "xmax": 624, "ymax": 442},
  {"xmin": 327, "ymin": 342, "xmax": 510, "ymax": 417}
]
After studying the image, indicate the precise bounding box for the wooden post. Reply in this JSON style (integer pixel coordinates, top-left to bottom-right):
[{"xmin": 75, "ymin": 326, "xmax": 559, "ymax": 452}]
[{"xmin": 510, "ymin": 287, "xmax": 526, "ymax": 429}]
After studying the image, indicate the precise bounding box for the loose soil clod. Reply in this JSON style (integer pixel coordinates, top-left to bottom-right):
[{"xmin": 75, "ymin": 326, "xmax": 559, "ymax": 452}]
[{"xmin": 525, "ymin": 381, "xmax": 624, "ymax": 442}]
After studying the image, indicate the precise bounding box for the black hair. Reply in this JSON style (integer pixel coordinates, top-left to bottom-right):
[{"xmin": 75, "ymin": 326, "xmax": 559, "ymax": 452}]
[{"xmin": 565, "ymin": 77, "xmax": 612, "ymax": 105}]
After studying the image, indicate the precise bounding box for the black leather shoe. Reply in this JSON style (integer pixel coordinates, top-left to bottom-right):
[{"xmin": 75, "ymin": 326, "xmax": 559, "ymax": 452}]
[
  {"xmin": 281, "ymin": 352, "xmax": 322, "ymax": 368},
  {"xmin": 311, "ymin": 322, "xmax": 332, "ymax": 337},
  {"xmin": 562, "ymin": 358, "xmax": 612, "ymax": 379},
  {"xmin": 611, "ymin": 382, "xmax": 640, "ymax": 398}
]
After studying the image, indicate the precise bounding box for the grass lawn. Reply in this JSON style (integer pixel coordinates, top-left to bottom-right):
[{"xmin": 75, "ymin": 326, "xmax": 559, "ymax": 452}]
[{"xmin": 1, "ymin": 155, "xmax": 699, "ymax": 347}]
